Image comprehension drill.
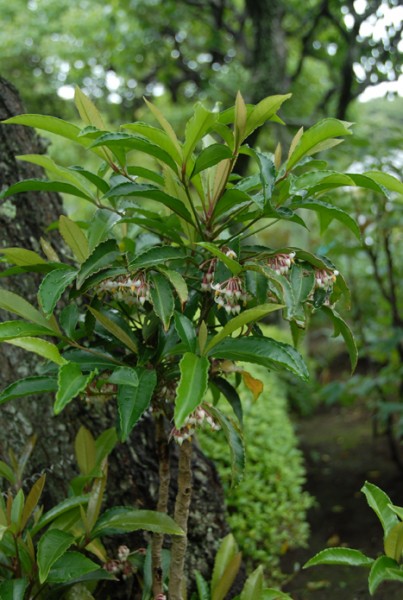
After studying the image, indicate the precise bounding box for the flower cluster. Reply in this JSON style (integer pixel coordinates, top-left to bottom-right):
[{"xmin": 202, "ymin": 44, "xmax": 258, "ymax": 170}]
[
  {"xmin": 103, "ymin": 545, "xmax": 133, "ymax": 579},
  {"xmin": 201, "ymin": 258, "xmax": 217, "ymax": 291},
  {"xmin": 170, "ymin": 406, "xmax": 220, "ymax": 445},
  {"xmin": 211, "ymin": 277, "xmax": 248, "ymax": 315},
  {"xmin": 98, "ymin": 272, "xmax": 151, "ymax": 305},
  {"xmin": 266, "ymin": 252, "xmax": 296, "ymax": 275},
  {"xmin": 314, "ymin": 268, "xmax": 339, "ymax": 290}
]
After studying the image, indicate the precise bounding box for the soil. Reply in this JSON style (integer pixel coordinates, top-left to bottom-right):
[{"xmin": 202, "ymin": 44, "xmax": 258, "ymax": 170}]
[{"xmin": 280, "ymin": 402, "xmax": 403, "ymax": 600}]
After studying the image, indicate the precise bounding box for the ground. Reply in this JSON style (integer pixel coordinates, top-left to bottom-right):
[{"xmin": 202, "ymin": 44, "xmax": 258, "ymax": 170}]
[{"xmin": 280, "ymin": 402, "xmax": 403, "ymax": 599}]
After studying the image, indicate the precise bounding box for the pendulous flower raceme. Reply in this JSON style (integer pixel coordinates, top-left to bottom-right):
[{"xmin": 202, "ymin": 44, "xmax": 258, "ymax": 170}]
[
  {"xmin": 266, "ymin": 252, "xmax": 296, "ymax": 275},
  {"xmin": 97, "ymin": 272, "xmax": 151, "ymax": 305},
  {"xmin": 170, "ymin": 406, "xmax": 220, "ymax": 445}
]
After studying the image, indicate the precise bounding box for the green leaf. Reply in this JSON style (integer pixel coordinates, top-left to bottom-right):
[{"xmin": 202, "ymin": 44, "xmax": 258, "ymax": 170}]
[
  {"xmin": 87, "ymin": 209, "xmax": 120, "ymax": 252},
  {"xmin": 211, "ymin": 377, "xmax": 243, "ymax": 425},
  {"xmin": 211, "ymin": 534, "xmax": 239, "ymax": 593},
  {"xmin": 108, "ymin": 367, "xmax": 139, "ymax": 387},
  {"xmin": 74, "ymin": 426, "xmax": 97, "ymax": 476},
  {"xmin": 149, "ymin": 272, "xmax": 175, "ymax": 331},
  {"xmin": 321, "ymin": 306, "xmax": 357, "ymax": 371},
  {"xmin": 262, "ymin": 589, "xmax": 293, "ymax": 599},
  {"xmin": 95, "ymin": 428, "xmax": 118, "ymax": 466},
  {"xmin": 192, "ymin": 143, "xmax": 233, "ymax": 177},
  {"xmin": 195, "ymin": 571, "xmax": 210, "ymax": 600},
  {"xmin": 245, "ymin": 94, "xmax": 291, "ymax": 137},
  {"xmin": 369, "ymin": 556, "xmax": 401, "ymax": 595},
  {"xmin": 88, "ymin": 307, "xmax": 138, "ymax": 354},
  {"xmin": 241, "ymin": 565, "xmax": 264, "ymax": 600},
  {"xmin": 20, "ymin": 474, "xmax": 46, "ymax": 531},
  {"xmin": 31, "ymin": 496, "xmax": 89, "ymax": 536},
  {"xmin": 197, "ymin": 242, "xmax": 242, "ymax": 275},
  {"xmin": 0, "ymin": 178, "xmax": 95, "ymax": 202},
  {"xmin": 90, "ymin": 132, "xmax": 178, "ymax": 172},
  {"xmin": 205, "ymin": 304, "xmax": 284, "ymax": 353},
  {"xmin": 75, "ymin": 86, "xmax": 106, "ymax": 130},
  {"xmin": 0, "ymin": 246, "xmax": 47, "ymax": 266},
  {"xmin": 304, "ymin": 547, "xmax": 373, "ymax": 568},
  {"xmin": 117, "ymin": 368, "xmax": 157, "ymax": 442},
  {"xmin": 0, "ymin": 376, "xmax": 58, "ymax": 405},
  {"xmin": 76, "ymin": 239, "xmax": 120, "ymax": 289},
  {"xmin": 287, "ymin": 119, "xmax": 353, "ymax": 170},
  {"xmin": 11, "ymin": 489, "xmax": 25, "ymax": 529},
  {"xmin": 209, "ymin": 336, "xmax": 309, "ymax": 381},
  {"xmin": 384, "ymin": 521, "xmax": 403, "ymax": 561},
  {"xmin": 37, "ymin": 529, "xmax": 75, "ymax": 583},
  {"xmin": 54, "ymin": 363, "xmax": 95, "ymax": 415},
  {"xmin": 47, "ymin": 551, "xmax": 101, "ymax": 583},
  {"xmin": 292, "ymin": 199, "xmax": 361, "ymax": 240},
  {"xmin": 212, "ymin": 551, "xmax": 242, "ymax": 600},
  {"xmin": 105, "ymin": 182, "xmax": 193, "ymax": 223},
  {"xmin": 156, "ymin": 267, "xmax": 188, "ymax": 305},
  {"xmin": 364, "ymin": 171, "xmax": 403, "ymax": 196},
  {"xmin": 91, "ymin": 507, "xmax": 184, "ymax": 538},
  {"xmin": 174, "ymin": 312, "xmax": 197, "ymax": 353},
  {"xmin": 0, "ymin": 578, "xmax": 28, "ymax": 600},
  {"xmin": 60, "ymin": 303, "xmax": 80, "ymax": 338},
  {"xmin": 0, "ymin": 460, "xmax": 16, "ymax": 484},
  {"xmin": 130, "ymin": 245, "xmax": 185, "ymax": 269},
  {"xmin": 38, "ymin": 267, "xmax": 78, "ymax": 316},
  {"xmin": 59, "ymin": 215, "xmax": 90, "ymax": 263},
  {"xmin": 2, "ymin": 114, "xmax": 92, "ymax": 147},
  {"xmin": 174, "ymin": 353, "xmax": 209, "ymax": 429},
  {"xmin": 143, "ymin": 96, "xmax": 183, "ymax": 158},
  {"xmin": 5, "ymin": 337, "xmax": 66, "ymax": 365},
  {"xmin": 208, "ymin": 406, "xmax": 245, "ymax": 486},
  {"xmin": 0, "ymin": 320, "xmax": 57, "ymax": 341},
  {"xmin": 123, "ymin": 121, "xmax": 182, "ymax": 166},
  {"xmin": 183, "ymin": 103, "xmax": 217, "ymax": 163},
  {"xmin": 0, "ymin": 288, "xmax": 57, "ymax": 331}
]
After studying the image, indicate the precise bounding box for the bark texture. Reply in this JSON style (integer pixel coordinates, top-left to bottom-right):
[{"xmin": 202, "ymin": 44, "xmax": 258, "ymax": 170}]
[{"xmin": 0, "ymin": 77, "xmax": 229, "ymax": 596}]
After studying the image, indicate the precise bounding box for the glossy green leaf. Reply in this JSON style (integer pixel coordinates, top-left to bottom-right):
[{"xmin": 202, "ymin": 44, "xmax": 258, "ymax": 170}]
[
  {"xmin": 183, "ymin": 103, "xmax": 217, "ymax": 163},
  {"xmin": 10, "ymin": 489, "xmax": 25, "ymax": 528},
  {"xmin": 0, "ymin": 246, "xmax": 47, "ymax": 266},
  {"xmin": 123, "ymin": 121, "xmax": 182, "ymax": 166},
  {"xmin": 60, "ymin": 303, "xmax": 80, "ymax": 338},
  {"xmin": 369, "ymin": 556, "xmax": 400, "ymax": 595},
  {"xmin": 205, "ymin": 304, "xmax": 284, "ymax": 352},
  {"xmin": 174, "ymin": 312, "xmax": 197, "ymax": 353},
  {"xmin": 0, "ymin": 178, "xmax": 95, "ymax": 202},
  {"xmin": 87, "ymin": 209, "xmax": 120, "ymax": 252},
  {"xmin": 88, "ymin": 307, "xmax": 138, "ymax": 353},
  {"xmin": 38, "ymin": 267, "xmax": 78, "ymax": 315},
  {"xmin": 262, "ymin": 589, "xmax": 293, "ymax": 599},
  {"xmin": 95, "ymin": 428, "xmax": 118, "ymax": 466},
  {"xmin": 208, "ymin": 406, "xmax": 245, "ymax": 486},
  {"xmin": 211, "ymin": 377, "xmax": 243, "ymax": 425},
  {"xmin": 321, "ymin": 307, "xmax": 358, "ymax": 372},
  {"xmin": 20, "ymin": 474, "xmax": 46, "ymax": 531},
  {"xmin": 76, "ymin": 239, "xmax": 119, "ymax": 288},
  {"xmin": 31, "ymin": 496, "xmax": 89, "ymax": 536},
  {"xmin": 2, "ymin": 113, "xmax": 84, "ymax": 142},
  {"xmin": 5, "ymin": 337, "xmax": 66, "ymax": 365},
  {"xmin": 211, "ymin": 534, "xmax": 239, "ymax": 592},
  {"xmin": 197, "ymin": 242, "xmax": 242, "ymax": 275},
  {"xmin": 156, "ymin": 266, "xmax": 188, "ymax": 305},
  {"xmin": 0, "ymin": 320, "xmax": 56, "ymax": 341},
  {"xmin": 130, "ymin": 245, "xmax": 185, "ymax": 269},
  {"xmin": 47, "ymin": 551, "xmax": 101, "ymax": 583},
  {"xmin": 364, "ymin": 171, "xmax": 403, "ymax": 196},
  {"xmin": 105, "ymin": 182, "xmax": 193, "ymax": 223},
  {"xmin": 0, "ymin": 460, "xmax": 16, "ymax": 484},
  {"xmin": 192, "ymin": 143, "xmax": 233, "ymax": 177},
  {"xmin": 75, "ymin": 86, "xmax": 106, "ymax": 130},
  {"xmin": 149, "ymin": 271, "xmax": 175, "ymax": 331},
  {"xmin": 74, "ymin": 426, "xmax": 97, "ymax": 476},
  {"xmin": 212, "ymin": 551, "xmax": 242, "ymax": 600},
  {"xmin": 37, "ymin": 529, "xmax": 75, "ymax": 583},
  {"xmin": 384, "ymin": 521, "xmax": 403, "ymax": 561},
  {"xmin": 117, "ymin": 368, "xmax": 157, "ymax": 442},
  {"xmin": 0, "ymin": 288, "xmax": 57, "ymax": 331},
  {"xmin": 0, "ymin": 578, "xmax": 28, "ymax": 600},
  {"xmin": 59, "ymin": 215, "xmax": 90, "ymax": 263},
  {"xmin": 108, "ymin": 367, "xmax": 139, "ymax": 387},
  {"xmin": 195, "ymin": 570, "xmax": 210, "ymax": 600},
  {"xmin": 292, "ymin": 199, "xmax": 361, "ymax": 239},
  {"xmin": 213, "ymin": 188, "xmax": 252, "ymax": 220},
  {"xmin": 304, "ymin": 547, "xmax": 373, "ymax": 568},
  {"xmin": 91, "ymin": 507, "xmax": 184, "ymax": 538},
  {"xmin": 90, "ymin": 132, "xmax": 178, "ymax": 172},
  {"xmin": 0, "ymin": 376, "xmax": 58, "ymax": 405},
  {"xmin": 287, "ymin": 119, "xmax": 353, "ymax": 170},
  {"xmin": 245, "ymin": 94, "xmax": 291, "ymax": 137},
  {"xmin": 209, "ymin": 336, "xmax": 309, "ymax": 381},
  {"xmin": 174, "ymin": 353, "xmax": 209, "ymax": 428},
  {"xmin": 143, "ymin": 97, "xmax": 182, "ymax": 157},
  {"xmin": 241, "ymin": 565, "xmax": 264, "ymax": 600},
  {"xmin": 54, "ymin": 363, "xmax": 95, "ymax": 414}
]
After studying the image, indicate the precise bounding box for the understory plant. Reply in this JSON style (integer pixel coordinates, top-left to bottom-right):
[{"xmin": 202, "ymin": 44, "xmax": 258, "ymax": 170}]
[
  {"xmin": 1, "ymin": 86, "xmax": 401, "ymax": 598},
  {"xmin": 305, "ymin": 482, "xmax": 403, "ymax": 596}
]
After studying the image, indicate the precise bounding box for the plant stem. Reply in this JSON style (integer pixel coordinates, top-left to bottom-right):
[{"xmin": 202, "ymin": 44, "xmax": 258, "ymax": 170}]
[
  {"xmin": 168, "ymin": 439, "xmax": 193, "ymax": 600},
  {"xmin": 151, "ymin": 414, "xmax": 171, "ymax": 597}
]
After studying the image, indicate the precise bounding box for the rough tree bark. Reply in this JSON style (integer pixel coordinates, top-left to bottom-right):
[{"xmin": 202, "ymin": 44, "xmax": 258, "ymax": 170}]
[{"xmin": 0, "ymin": 76, "xmax": 229, "ymax": 596}]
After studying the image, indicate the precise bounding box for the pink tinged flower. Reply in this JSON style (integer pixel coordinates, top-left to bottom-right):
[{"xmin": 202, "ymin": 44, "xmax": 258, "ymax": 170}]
[{"xmin": 267, "ymin": 252, "xmax": 295, "ymax": 275}]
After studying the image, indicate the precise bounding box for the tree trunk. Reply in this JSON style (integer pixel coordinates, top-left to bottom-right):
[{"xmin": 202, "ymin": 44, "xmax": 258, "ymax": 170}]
[{"xmin": 0, "ymin": 77, "xmax": 229, "ymax": 596}]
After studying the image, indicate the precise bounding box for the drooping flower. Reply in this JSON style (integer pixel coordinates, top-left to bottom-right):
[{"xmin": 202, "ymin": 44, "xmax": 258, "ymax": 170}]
[
  {"xmin": 211, "ymin": 276, "xmax": 248, "ymax": 315},
  {"xmin": 266, "ymin": 252, "xmax": 296, "ymax": 275}
]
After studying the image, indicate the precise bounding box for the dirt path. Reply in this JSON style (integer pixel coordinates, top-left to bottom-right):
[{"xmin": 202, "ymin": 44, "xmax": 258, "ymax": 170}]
[{"xmin": 280, "ymin": 403, "xmax": 403, "ymax": 599}]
